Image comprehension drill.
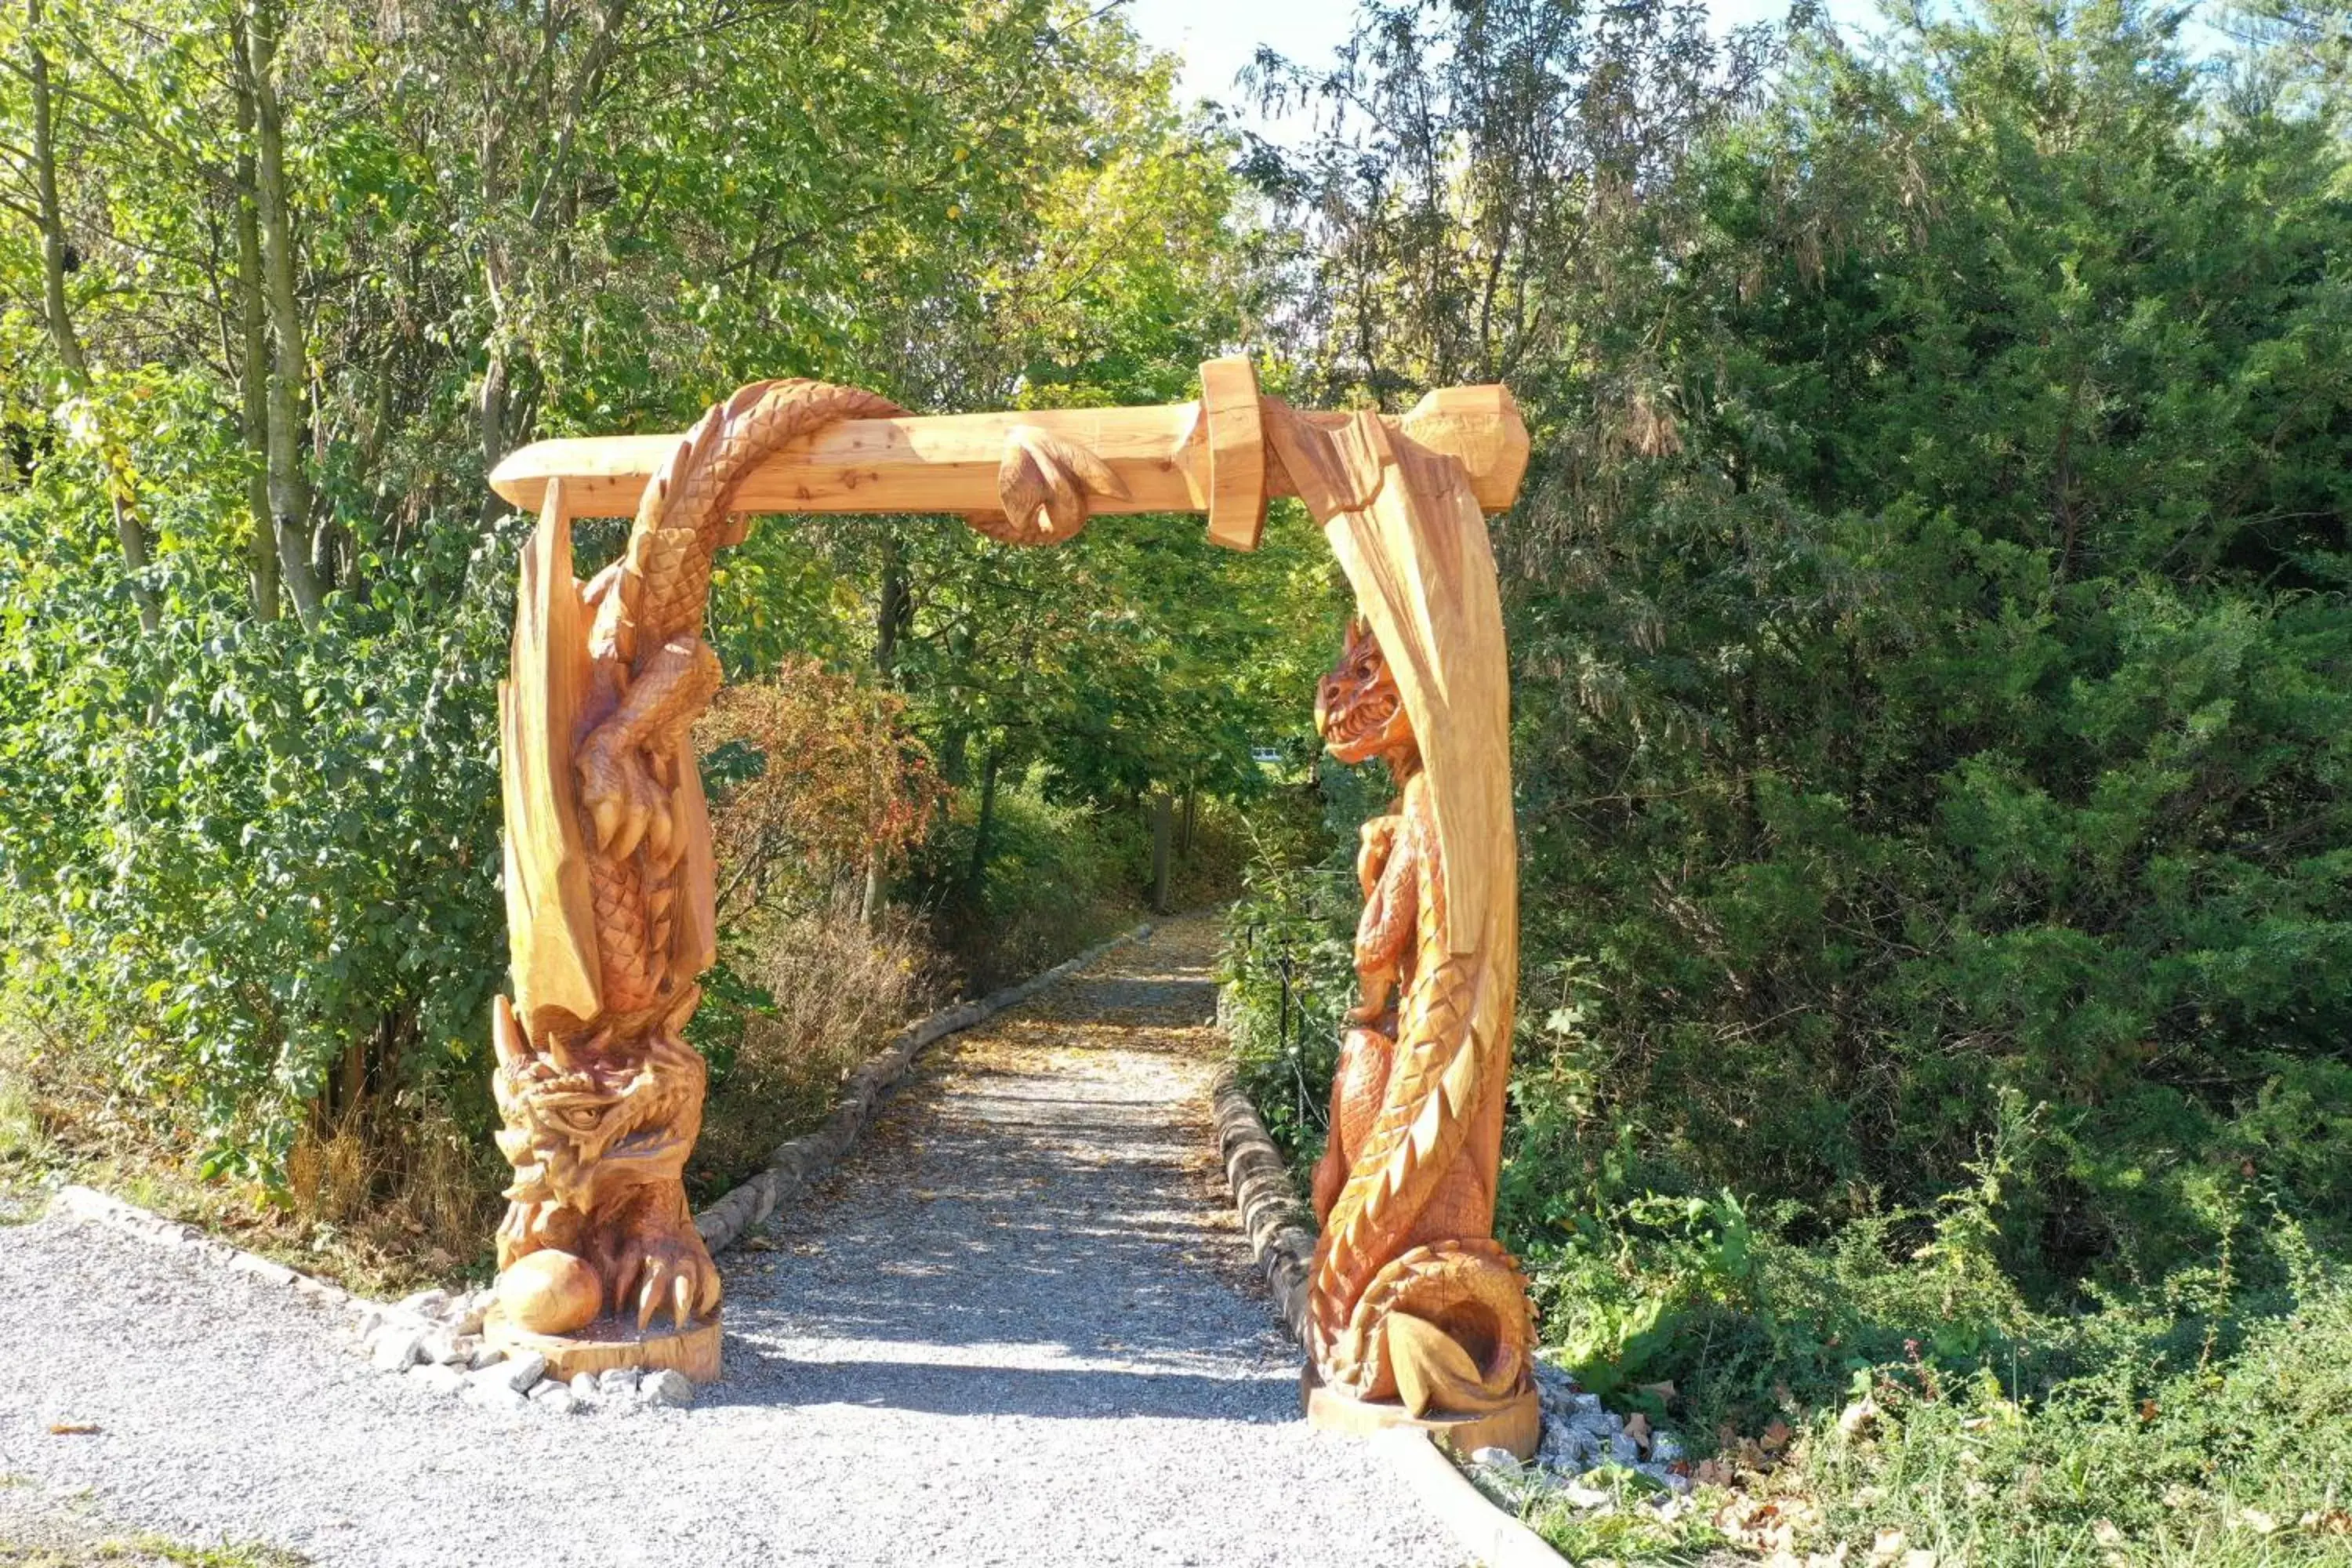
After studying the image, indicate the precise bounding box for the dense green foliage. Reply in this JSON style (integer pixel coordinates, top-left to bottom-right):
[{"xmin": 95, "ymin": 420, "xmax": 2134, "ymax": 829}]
[
  {"xmin": 0, "ymin": 1, "xmax": 1330, "ymax": 1216},
  {"xmin": 1243, "ymin": 0, "xmax": 2352, "ymax": 1312},
  {"xmin": 1225, "ymin": 0, "xmax": 2352, "ymax": 1558}
]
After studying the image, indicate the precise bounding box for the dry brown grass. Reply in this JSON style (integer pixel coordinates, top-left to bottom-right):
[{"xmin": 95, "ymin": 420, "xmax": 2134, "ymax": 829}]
[
  {"xmin": 0, "ymin": 1011, "xmax": 503, "ymax": 1296},
  {"xmin": 687, "ymin": 895, "xmax": 945, "ymax": 1203},
  {"xmin": 2, "ymin": 892, "xmax": 948, "ymax": 1290}
]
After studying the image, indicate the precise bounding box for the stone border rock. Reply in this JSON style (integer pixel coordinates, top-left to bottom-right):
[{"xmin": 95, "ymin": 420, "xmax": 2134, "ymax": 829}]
[
  {"xmin": 52, "ymin": 1184, "xmax": 358, "ymax": 1312},
  {"xmin": 1210, "ymin": 1062, "xmax": 1314, "ymax": 1341},
  {"xmin": 692, "ymin": 920, "xmax": 1152, "ymax": 1255},
  {"xmin": 1376, "ymin": 1430, "xmax": 1570, "ymax": 1568}
]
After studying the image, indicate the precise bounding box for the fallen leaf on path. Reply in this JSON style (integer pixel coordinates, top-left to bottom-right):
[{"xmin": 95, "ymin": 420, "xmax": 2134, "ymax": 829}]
[
  {"xmin": 1762, "ymin": 1417, "xmax": 1794, "ymax": 1452},
  {"xmin": 1639, "ymin": 1379, "xmax": 1678, "ymax": 1403},
  {"xmin": 49, "ymin": 1423, "xmax": 100, "ymax": 1435},
  {"xmin": 1624, "ymin": 1412, "xmax": 1653, "ymax": 1450}
]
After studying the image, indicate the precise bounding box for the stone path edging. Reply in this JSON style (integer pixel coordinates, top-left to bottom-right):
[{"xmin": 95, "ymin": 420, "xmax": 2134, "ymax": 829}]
[
  {"xmin": 45, "ymin": 921, "xmax": 1155, "ymax": 1417},
  {"xmin": 51, "ymin": 1183, "xmax": 361, "ymax": 1312},
  {"xmin": 1210, "ymin": 1062, "xmax": 1315, "ymax": 1341},
  {"xmin": 1208, "ymin": 1060, "xmax": 1572, "ymax": 1568},
  {"xmin": 1377, "ymin": 1431, "xmax": 1570, "ymax": 1568},
  {"xmin": 693, "ymin": 920, "xmax": 1152, "ymax": 1255}
]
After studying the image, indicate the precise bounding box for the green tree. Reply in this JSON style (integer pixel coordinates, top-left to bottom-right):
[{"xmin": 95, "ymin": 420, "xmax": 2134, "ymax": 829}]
[
  {"xmin": 0, "ymin": 0, "xmax": 1311, "ymax": 1189},
  {"xmin": 1245, "ymin": 0, "xmax": 2352, "ymax": 1297}
]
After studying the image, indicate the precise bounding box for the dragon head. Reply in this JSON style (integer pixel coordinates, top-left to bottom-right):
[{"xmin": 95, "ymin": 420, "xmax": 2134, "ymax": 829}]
[{"xmin": 1316, "ymin": 618, "xmax": 1417, "ymax": 772}]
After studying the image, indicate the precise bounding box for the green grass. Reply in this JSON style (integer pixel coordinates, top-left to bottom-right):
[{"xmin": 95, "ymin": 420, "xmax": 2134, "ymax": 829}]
[
  {"xmin": 1220, "ymin": 917, "xmax": 2352, "ymax": 1567},
  {"xmin": 1492, "ymin": 1207, "xmax": 2352, "ymax": 1566},
  {"xmin": 1801, "ymin": 1279, "xmax": 2352, "ymax": 1566},
  {"xmin": 0, "ymin": 1536, "xmax": 304, "ymax": 1567}
]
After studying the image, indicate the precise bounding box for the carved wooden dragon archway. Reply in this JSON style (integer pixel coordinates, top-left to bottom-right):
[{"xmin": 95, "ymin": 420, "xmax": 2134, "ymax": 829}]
[{"xmin": 482, "ymin": 359, "xmax": 1540, "ymax": 1453}]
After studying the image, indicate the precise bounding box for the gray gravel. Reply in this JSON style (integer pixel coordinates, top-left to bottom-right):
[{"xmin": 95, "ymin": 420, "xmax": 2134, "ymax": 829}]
[{"xmin": 0, "ymin": 914, "xmax": 1461, "ymax": 1568}]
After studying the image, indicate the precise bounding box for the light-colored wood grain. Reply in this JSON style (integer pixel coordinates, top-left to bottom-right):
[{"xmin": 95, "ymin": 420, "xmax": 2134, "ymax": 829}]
[
  {"xmin": 1397, "ymin": 385, "xmax": 1530, "ymax": 517},
  {"xmin": 1303, "ymin": 1367, "xmax": 1541, "ymax": 1461},
  {"xmin": 485, "ymin": 379, "xmax": 1529, "ymax": 525},
  {"xmin": 668, "ymin": 728, "xmax": 717, "ymax": 979},
  {"xmin": 484, "ymin": 1303, "xmax": 722, "ymax": 1385},
  {"xmin": 1283, "ymin": 407, "xmax": 1537, "ymax": 1432},
  {"xmin": 1199, "ymin": 356, "xmax": 1268, "ymax": 550},
  {"xmin": 498, "ymin": 477, "xmax": 600, "ymax": 1033}
]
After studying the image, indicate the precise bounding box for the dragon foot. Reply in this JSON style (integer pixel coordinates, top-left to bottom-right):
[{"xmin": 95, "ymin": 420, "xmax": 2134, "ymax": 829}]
[{"xmin": 588, "ymin": 1184, "xmax": 723, "ymax": 1331}]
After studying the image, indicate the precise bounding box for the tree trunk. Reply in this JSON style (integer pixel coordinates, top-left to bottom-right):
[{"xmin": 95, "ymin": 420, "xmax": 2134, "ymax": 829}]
[
  {"xmin": 963, "ymin": 748, "xmax": 1001, "ymax": 906},
  {"xmin": 1151, "ymin": 790, "xmax": 1173, "ymax": 914},
  {"xmin": 862, "ymin": 532, "xmax": 913, "ymax": 927},
  {"xmin": 230, "ymin": 16, "xmax": 277, "ymax": 620},
  {"xmin": 27, "ymin": 0, "xmax": 160, "ymax": 635},
  {"xmin": 249, "ymin": 2, "xmax": 325, "ymax": 629},
  {"xmin": 1179, "ymin": 786, "xmax": 1196, "ymax": 858}
]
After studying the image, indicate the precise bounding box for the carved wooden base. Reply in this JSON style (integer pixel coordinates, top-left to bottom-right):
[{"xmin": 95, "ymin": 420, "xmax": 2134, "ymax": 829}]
[
  {"xmin": 484, "ymin": 1303, "xmax": 723, "ymax": 1385},
  {"xmin": 1300, "ymin": 1365, "xmax": 1540, "ymax": 1460}
]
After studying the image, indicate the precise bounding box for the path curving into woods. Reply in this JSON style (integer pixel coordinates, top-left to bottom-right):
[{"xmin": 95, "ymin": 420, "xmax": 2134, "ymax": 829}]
[{"xmin": 0, "ymin": 913, "xmax": 1457, "ymax": 1568}]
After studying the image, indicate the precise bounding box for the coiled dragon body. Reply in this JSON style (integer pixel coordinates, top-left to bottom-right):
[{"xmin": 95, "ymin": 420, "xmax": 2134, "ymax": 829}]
[{"xmin": 1307, "ymin": 619, "xmax": 1532, "ymax": 1417}]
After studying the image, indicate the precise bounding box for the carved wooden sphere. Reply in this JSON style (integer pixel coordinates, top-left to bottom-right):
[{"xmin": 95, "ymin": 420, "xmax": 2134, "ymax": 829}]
[{"xmin": 499, "ymin": 1249, "xmax": 601, "ymax": 1335}]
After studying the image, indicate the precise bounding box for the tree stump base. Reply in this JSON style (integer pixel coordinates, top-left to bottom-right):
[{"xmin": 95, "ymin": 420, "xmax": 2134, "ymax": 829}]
[
  {"xmin": 483, "ymin": 1304, "xmax": 722, "ymax": 1385},
  {"xmin": 1300, "ymin": 1365, "xmax": 1540, "ymax": 1460}
]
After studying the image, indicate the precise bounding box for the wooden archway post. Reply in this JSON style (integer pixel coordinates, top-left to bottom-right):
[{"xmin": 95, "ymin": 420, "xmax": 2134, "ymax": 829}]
[{"xmin": 483, "ymin": 361, "xmax": 1539, "ymax": 1450}]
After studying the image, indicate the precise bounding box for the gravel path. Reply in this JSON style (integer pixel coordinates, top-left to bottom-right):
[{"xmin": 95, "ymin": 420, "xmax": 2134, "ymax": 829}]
[{"xmin": 0, "ymin": 913, "xmax": 1461, "ymax": 1568}]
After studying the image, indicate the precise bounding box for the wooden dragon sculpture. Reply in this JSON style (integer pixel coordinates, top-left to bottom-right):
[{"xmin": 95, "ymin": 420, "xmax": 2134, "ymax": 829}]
[
  {"xmin": 485, "ymin": 363, "xmax": 1534, "ymax": 1417},
  {"xmin": 1305, "ymin": 618, "xmax": 1534, "ymax": 1423},
  {"xmin": 490, "ymin": 379, "xmax": 1118, "ymax": 1368}
]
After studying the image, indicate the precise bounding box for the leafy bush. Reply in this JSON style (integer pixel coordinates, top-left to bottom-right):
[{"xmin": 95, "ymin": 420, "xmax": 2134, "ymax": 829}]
[
  {"xmin": 1489, "ymin": 0, "xmax": 2352, "ymax": 1301},
  {"xmin": 697, "ymin": 656, "xmax": 943, "ymax": 921},
  {"xmin": 906, "ymin": 768, "xmax": 1138, "ymax": 993},
  {"xmin": 0, "ymin": 463, "xmax": 513, "ymax": 1185}
]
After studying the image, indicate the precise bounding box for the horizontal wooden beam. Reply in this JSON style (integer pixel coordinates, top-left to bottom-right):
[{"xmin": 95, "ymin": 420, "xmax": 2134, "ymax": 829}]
[{"xmin": 486, "ymin": 384, "xmax": 1528, "ymax": 528}]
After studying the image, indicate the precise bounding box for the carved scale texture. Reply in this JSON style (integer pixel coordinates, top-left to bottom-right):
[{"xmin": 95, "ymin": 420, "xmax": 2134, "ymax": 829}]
[
  {"xmin": 622, "ymin": 379, "xmax": 906, "ymax": 652},
  {"xmin": 1332, "ymin": 1237, "xmax": 1533, "ymax": 1398},
  {"xmin": 582, "ymin": 379, "xmax": 903, "ymax": 999},
  {"xmin": 1308, "ymin": 768, "xmax": 1498, "ymax": 1391}
]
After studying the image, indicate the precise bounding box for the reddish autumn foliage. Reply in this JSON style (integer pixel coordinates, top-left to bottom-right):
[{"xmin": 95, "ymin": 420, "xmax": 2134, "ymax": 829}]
[{"xmin": 696, "ymin": 657, "xmax": 943, "ymax": 918}]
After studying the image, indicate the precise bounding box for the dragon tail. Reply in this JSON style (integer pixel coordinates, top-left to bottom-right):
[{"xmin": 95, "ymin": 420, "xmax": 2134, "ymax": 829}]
[{"xmin": 1306, "ymin": 945, "xmax": 1491, "ymax": 1374}]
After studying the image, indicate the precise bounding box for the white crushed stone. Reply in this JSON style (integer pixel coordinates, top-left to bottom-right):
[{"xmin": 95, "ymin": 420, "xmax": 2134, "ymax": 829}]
[
  {"xmin": 0, "ymin": 916, "xmax": 1455, "ymax": 1567},
  {"xmin": 1462, "ymin": 1359, "xmax": 1700, "ymax": 1525}
]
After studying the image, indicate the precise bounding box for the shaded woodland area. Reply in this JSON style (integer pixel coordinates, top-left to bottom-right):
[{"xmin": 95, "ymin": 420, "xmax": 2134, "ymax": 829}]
[{"xmin": 3, "ymin": 0, "xmax": 2350, "ymax": 1561}]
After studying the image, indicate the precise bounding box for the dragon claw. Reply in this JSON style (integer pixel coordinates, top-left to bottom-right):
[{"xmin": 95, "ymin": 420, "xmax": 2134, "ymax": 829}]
[{"xmin": 608, "ymin": 803, "xmax": 650, "ymax": 862}]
